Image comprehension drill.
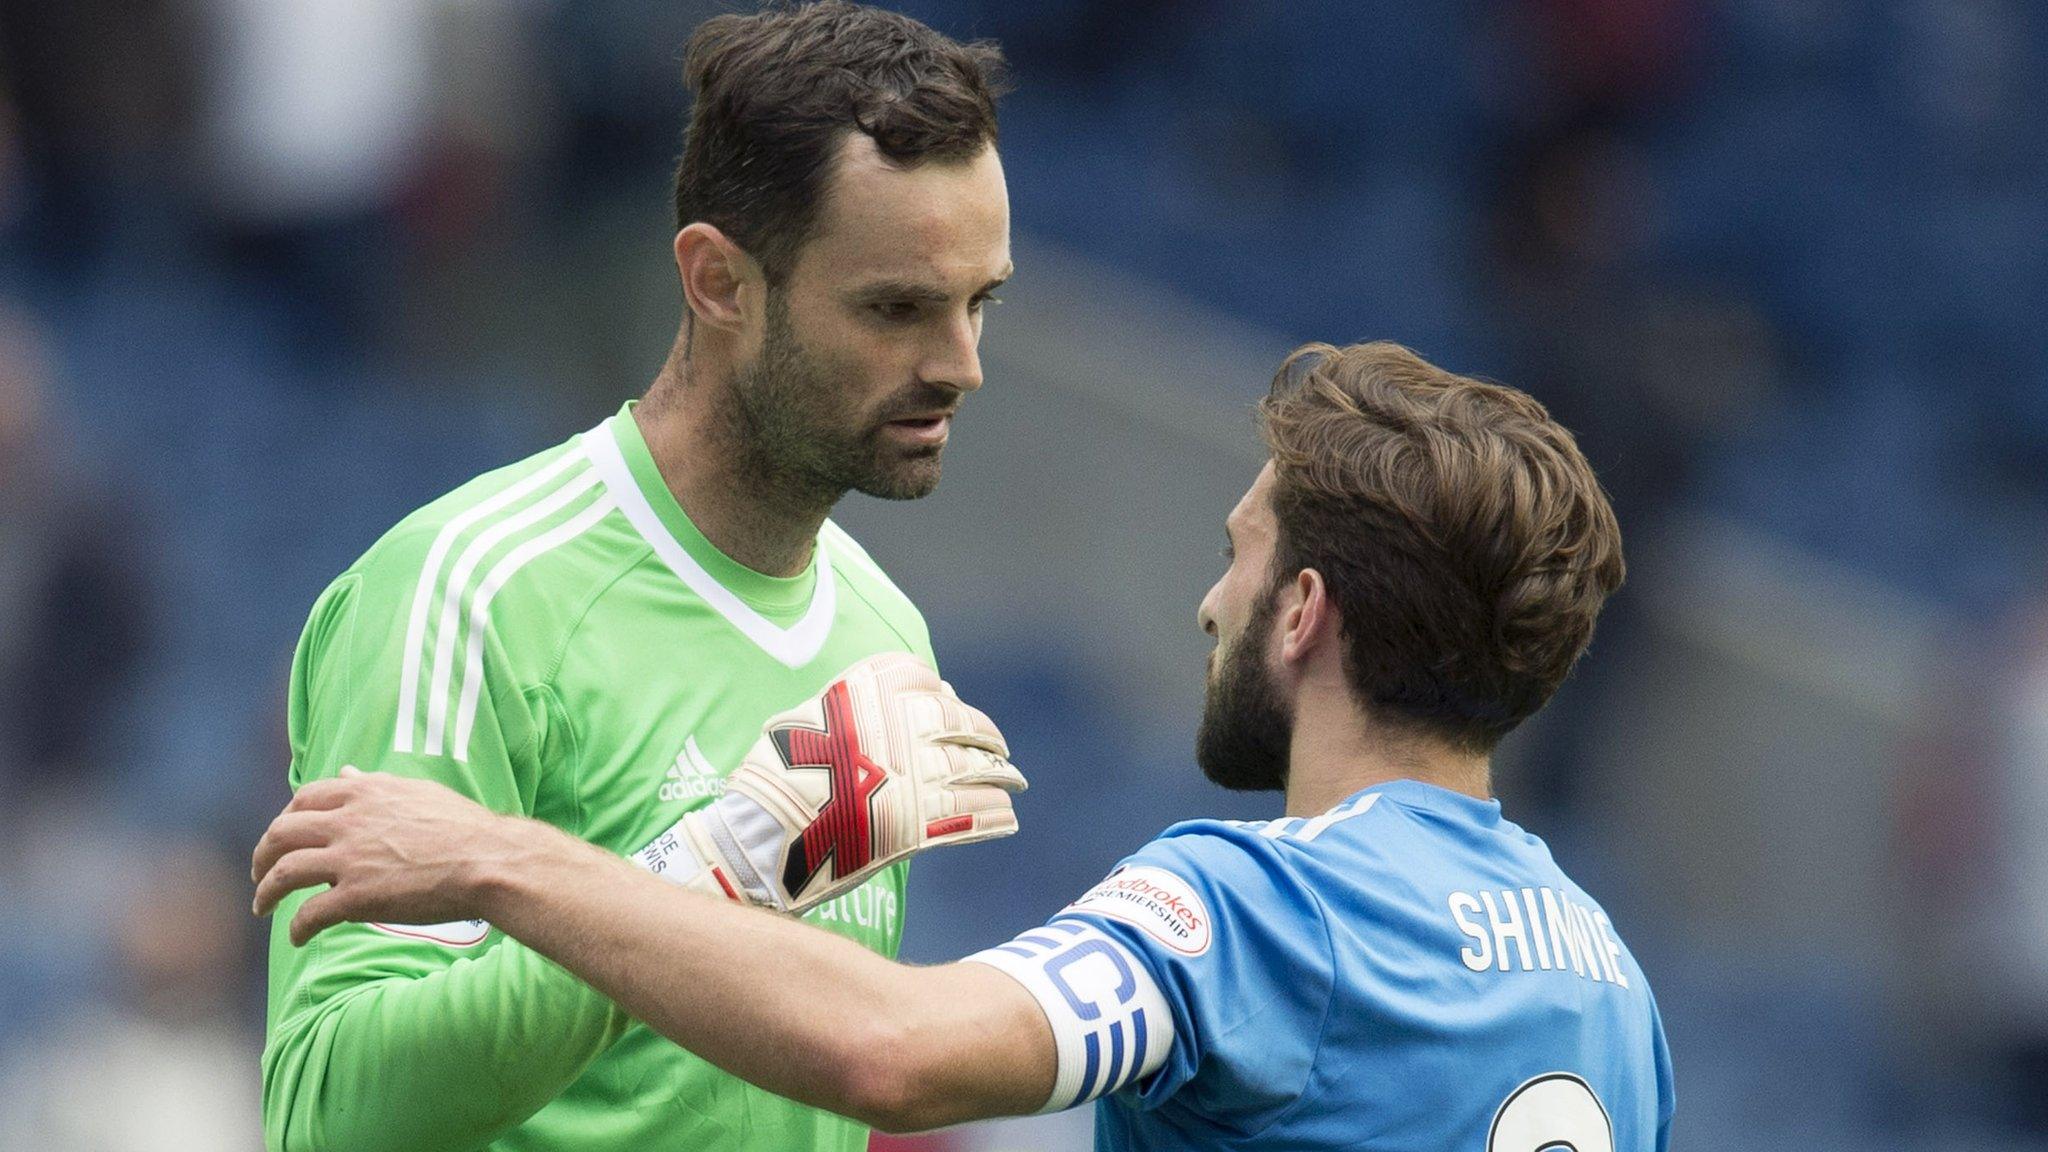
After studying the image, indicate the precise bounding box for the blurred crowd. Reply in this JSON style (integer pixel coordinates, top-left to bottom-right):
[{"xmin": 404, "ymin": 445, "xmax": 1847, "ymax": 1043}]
[{"xmin": 0, "ymin": 2, "xmax": 2043, "ymax": 1148}]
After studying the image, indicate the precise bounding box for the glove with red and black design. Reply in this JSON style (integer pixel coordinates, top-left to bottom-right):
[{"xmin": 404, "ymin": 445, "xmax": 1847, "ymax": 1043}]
[{"xmin": 631, "ymin": 652, "xmax": 1026, "ymax": 914}]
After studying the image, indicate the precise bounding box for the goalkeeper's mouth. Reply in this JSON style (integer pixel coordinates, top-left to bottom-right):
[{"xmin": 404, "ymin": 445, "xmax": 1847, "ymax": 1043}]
[{"xmin": 882, "ymin": 413, "xmax": 952, "ymax": 446}]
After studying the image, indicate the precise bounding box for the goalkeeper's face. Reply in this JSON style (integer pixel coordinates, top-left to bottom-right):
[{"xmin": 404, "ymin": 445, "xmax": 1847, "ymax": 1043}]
[
  {"xmin": 732, "ymin": 136, "xmax": 1012, "ymax": 502},
  {"xmin": 1196, "ymin": 466, "xmax": 1294, "ymax": 792}
]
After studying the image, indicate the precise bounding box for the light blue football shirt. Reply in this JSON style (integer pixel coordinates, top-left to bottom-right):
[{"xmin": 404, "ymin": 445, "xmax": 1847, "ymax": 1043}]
[{"xmin": 967, "ymin": 779, "xmax": 1675, "ymax": 1150}]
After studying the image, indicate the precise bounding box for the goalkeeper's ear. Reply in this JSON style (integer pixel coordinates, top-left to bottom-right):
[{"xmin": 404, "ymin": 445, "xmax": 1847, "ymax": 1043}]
[{"xmin": 675, "ymin": 223, "xmax": 758, "ymax": 337}]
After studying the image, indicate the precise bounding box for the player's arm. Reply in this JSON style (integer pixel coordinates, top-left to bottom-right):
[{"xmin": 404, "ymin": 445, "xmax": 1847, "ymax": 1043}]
[
  {"xmin": 488, "ymin": 835, "xmax": 1054, "ymax": 1132},
  {"xmin": 258, "ymin": 773, "xmax": 1054, "ymax": 1132},
  {"xmin": 262, "ymin": 567, "xmax": 632, "ymax": 1152}
]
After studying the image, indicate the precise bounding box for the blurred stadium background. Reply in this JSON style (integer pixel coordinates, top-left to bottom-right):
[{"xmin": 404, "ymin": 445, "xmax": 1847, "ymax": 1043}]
[{"xmin": 1, "ymin": 0, "xmax": 2045, "ymax": 1147}]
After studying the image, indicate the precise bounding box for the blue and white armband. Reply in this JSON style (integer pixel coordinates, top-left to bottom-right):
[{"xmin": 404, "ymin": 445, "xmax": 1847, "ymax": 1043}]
[{"xmin": 963, "ymin": 919, "xmax": 1174, "ymax": 1111}]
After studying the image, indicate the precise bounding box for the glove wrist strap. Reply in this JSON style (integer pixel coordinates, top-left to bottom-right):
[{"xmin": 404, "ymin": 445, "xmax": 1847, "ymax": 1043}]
[
  {"xmin": 630, "ymin": 818, "xmax": 745, "ymax": 904},
  {"xmin": 630, "ymin": 794, "xmax": 791, "ymax": 909}
]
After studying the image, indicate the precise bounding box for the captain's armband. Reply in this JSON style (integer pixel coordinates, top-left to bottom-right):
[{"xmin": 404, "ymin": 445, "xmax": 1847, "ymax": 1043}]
[{"xmin": 963, "ymin": 919, "xmax": 1173, "ymax": 1111}]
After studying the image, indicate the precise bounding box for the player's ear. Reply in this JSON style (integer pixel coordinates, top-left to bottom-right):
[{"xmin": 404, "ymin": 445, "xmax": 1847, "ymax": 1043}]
[
  {"xmin": 1278, "ymin": 568, "xmax": 1334, "ymax": 668},
  {"xmin": 675, "ymin": 223, "xmax": 758, "ymax": 335}
]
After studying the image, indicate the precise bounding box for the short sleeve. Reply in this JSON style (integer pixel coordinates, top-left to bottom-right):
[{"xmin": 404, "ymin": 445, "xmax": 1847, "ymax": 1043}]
[{"xmin": 966, "ymin": 825, "xmax": 1337, "ymax": 1124}]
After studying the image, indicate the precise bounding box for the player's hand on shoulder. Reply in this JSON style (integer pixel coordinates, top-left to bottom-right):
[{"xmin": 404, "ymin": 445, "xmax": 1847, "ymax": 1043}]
[
  {"xmin": 251, "ymin": 767, "xmax": 531, "ymax": 945},
  {"xmin": 654, "ymin": 652, "xmax": 1027, "ymax": 914}
]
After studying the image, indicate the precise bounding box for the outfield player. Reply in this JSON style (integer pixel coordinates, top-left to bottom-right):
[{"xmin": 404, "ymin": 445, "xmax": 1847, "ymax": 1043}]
[
  {"xmin": 260, "ymin": 4, "xmax": 1023, "ymax": 1150},
  {"xmin": 258, "ymin": 342, "xmax": 1677, "ymax": 1148}
]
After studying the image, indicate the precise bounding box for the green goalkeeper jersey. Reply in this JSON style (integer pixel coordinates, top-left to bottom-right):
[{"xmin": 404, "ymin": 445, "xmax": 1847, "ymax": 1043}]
[{"xmin": 264, "ymin": 403, "xmax": 933, "ymax": 1152}]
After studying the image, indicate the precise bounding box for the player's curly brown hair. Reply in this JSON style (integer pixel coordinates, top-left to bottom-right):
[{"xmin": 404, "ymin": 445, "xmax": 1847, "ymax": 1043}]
[
  {"xmin": 673, "ymin": 1, "xmax": 1009, "ymax": 285},
  {"xmin": 1258, "ymin": 342, "xmax": 1625, "ymax": 753}
]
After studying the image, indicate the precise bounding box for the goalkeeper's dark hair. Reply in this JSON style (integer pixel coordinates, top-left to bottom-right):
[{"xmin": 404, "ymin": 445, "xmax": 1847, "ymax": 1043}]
[
  {"xmin": 1258, "ymin": 342, "xmax": 1625, "ymax": 754},
  {"xmin": 673, "ymin": 1, "xmax": 1010, "ymax": 286}
]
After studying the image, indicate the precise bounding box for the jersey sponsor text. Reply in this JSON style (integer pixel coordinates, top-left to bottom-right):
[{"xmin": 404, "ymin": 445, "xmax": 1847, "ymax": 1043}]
[{"xmin": 806, "ymin": 883, "xmax": 898, "ymax": 937}]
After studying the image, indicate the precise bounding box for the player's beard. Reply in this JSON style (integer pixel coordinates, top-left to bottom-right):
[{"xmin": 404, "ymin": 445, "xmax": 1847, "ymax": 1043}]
[
  {"xmin": 728, "ymin": 291, "xmax": 952, "ymax": 505},
  {"xmin": 1195, "ymin": 580, "xmax": 1293, "ymax": 793}
]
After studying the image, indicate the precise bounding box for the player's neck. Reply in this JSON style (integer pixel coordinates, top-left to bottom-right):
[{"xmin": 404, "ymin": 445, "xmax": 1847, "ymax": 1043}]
[
  {"xmin": 634, "ymin": 363, "xmax": 834, "ymax": 579},
  {"xmin": 1282, "ymin": 683, "xmax": 1492, "ymax": 816}
]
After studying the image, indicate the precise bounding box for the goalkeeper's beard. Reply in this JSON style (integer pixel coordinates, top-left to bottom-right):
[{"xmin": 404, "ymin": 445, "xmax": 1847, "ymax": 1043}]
[
  {"xmin": 1195, "ymin": 583, "xmax": 1293, "ymax": 793},
  {"xmin": 728, "ymin": 292, "xmax": 950, "ymax": 506}
]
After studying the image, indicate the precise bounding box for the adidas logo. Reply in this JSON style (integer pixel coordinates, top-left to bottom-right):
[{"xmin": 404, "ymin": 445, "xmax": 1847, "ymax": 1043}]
[{"xmin": 660, "ymin": 735, "xmax": 726, "ymax": 803}]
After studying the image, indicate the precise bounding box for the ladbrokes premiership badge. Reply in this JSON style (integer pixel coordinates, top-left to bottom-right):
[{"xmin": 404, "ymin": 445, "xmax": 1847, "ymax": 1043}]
[{"xmin": 1061, "ymin": 865, "xmax": 1211, "ymax": 956}]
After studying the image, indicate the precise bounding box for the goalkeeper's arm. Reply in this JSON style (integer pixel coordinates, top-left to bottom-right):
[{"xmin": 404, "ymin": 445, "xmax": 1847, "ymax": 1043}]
[
  {"xmin": 259, "ymin": 774, "xmax": 1056, "ymax": 1133},
  {"xmin": 263, "ymin": 572, "xmax": 633, "ymax": 1152}
]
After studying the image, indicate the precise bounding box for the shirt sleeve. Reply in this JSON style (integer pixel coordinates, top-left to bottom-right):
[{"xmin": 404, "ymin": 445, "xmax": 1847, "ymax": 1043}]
[
  {"xmin": 963, "ymin": 825, "xmax": 1337, "ymax": 1122},
  {"xmin": 262, "ymin": 557, "xmax": 633, "ymax": 1152}
]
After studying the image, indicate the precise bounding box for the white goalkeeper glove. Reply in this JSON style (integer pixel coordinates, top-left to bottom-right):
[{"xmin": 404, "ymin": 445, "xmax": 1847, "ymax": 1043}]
[{"xmin": 631, "ymin": 652, "xmax": 1026, "ymax": 914}]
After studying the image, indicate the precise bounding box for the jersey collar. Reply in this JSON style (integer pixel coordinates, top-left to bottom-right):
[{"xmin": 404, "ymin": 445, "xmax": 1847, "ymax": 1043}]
[
  {"xmin": 585, "ymin": 403, "xmax": 837, "ymax": 668},
  {"xmin": 1354, "ymin": 778, "xmax": 1505, "ymax": 827}
]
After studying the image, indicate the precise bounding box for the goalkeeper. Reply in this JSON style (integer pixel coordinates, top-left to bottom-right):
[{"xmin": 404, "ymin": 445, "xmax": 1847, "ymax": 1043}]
[{"xmin": 259, "ymin": 4, "xmax": 1019, "ymax": 1151}]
